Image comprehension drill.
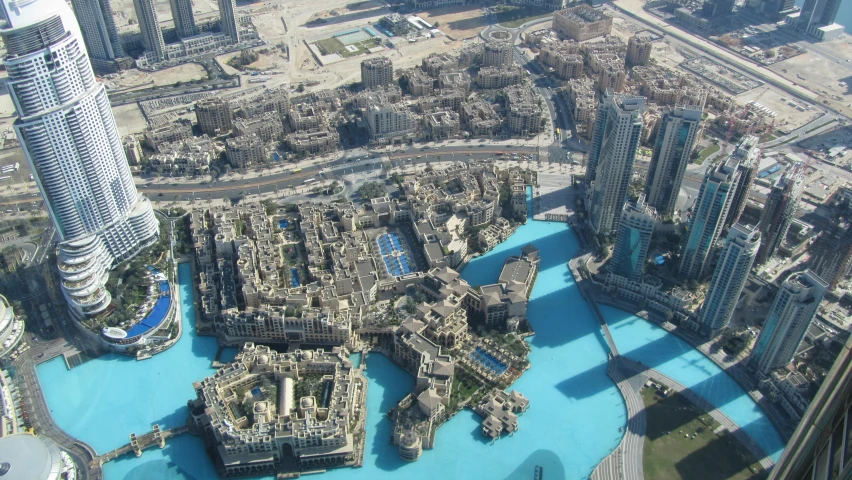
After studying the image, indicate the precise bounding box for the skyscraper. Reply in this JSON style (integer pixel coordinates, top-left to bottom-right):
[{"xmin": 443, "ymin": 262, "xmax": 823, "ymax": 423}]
[
  {"xmin": 610, "ymin": 195, "xmax": 657, "ymax": 281},
  {"xmin": 361, "ymin": 57, "xmax": 394, "ymax": 90},
  {"xmin": 218, "ymin": 0, "xmax": 240, "ymax": 44},
  {"xmin": 678, "ymin": 155, "xmax": 741, "ymax": 281},
  {"xmin": 725, "ymin": 135, "xmax": 760, "ymax": 230},
  {"xmin": 69, "ymin": 0, "xmax": 124, "ymax": 68},
  {"xmin": 170, "ymin": 0, "xmax": 198, "ymax": 38},
  {"xmin": 0, "ymin": 0, "xmax": 159, "ymax": 319},
  {"xmin": 796, "ymin": 0, "xmax": 842, "ymax": 36},
  {"xmin": 750, "ymin": 270, "xmax": 828, "ymax": 375},
  {"xmin": 587, "ymin": 92, "xmax": 645, "ymax": 236},
  {"xmin": 698, "ymin": 223, "xmax": 760, "ymax": 334},
  {"xmin": 810, "ymin": 218, "xmax": 852, "ymax": 290},
  {"xmin": 757, "ymin": 172, "xmax": 803, "ymax": 264},
  {"xmin": 767, "ymin": 334, "xmax": 852, "ymax": 480},
  {"xmin": 135, "ymin": 0, "xmax": 166, "ymax": 62},
  {"xmin": 644, "ymin": 106, "xmax": 703, "ymax": 217}
]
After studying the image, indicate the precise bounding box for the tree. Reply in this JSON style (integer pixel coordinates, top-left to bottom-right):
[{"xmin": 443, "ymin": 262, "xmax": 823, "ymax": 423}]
[
  {"xmin": 765, "ymin": 49, "xmax": 776, "ymax": 58},
  {"xmin": 356, "ymin": 182, "xmax": 385, "ymax": 200},
  {"xmin": 261, "ymin": 199, "xmax": 278, "ymax": 216},
  {"xmin": 296, "ymin": 83, "xmax": 305, "ymax": 93}
]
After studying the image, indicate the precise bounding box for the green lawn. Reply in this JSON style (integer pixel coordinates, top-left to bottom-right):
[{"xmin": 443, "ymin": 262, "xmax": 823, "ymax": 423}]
[
  {"xmin": 759, "ymin": 133, "xmax": 777, "ymax": 143},
  {"xmin": 694, "ymin": 144, "xmax": 720, "ymax": 165},
  {"xmin": 642, "ymin": 388, "xmax": 767, "ymax": 480},
  {"xmin": 315, "ymin": 36, "xmax": 382, "ymax": 58},
  {"xmin": 495, "ymin": 6, "xmax": 552, "ymax": 28}
]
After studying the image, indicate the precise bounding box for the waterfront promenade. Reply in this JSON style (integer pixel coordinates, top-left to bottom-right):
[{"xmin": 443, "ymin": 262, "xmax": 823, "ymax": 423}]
[{"xmin": 11, "ymin": 338, "xmax": 101, "ymax": 480}]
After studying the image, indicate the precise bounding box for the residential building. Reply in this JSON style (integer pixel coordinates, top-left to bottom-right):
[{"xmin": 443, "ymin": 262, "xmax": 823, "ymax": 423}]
[
  {"xmin": 757, "ymin": 172, "xmax": 803, "ymax": 264},
  {"xmin": 170, "ymin": 0, "xmax": 197, "ymax": 38},
  {"xmin": 289, "ymin": 104, "xmax": 325, "ymax": 132},
  {"xmin": 365, "ymin": 102, "xmax": 420, "ymax": 144},
  {"xmin": 587, "ymin": 92, "xmax": 645, "ymax": 236},
  {"xmin": 424, "ymin": 111, "xmax": 460, "ymax": 140},
  {"xmin": 287, "ymin": 130, "xmax": 340, "ymax": 155},
  {"xmin": 767, "ymin": 334, "xmax": 852, "ymax": 480},
  {"xmin": 538, "ymin": 41, "xmax": 583, "ymax": 79},
  {"xmin": 626, "ymin": 35, "xmax": 653, "ymax": 66},
  {"xmin": 134, "ymin": 0, "xmax": 166, "ymax": 62},
  {"xmin": 2, "ymin": 0, "xmax": 159, "ymax": 319},
  {"xmin": 381, "ymin": 13, "xmax": 410, "ymax": 35},
  {"xmin": 810, "ymin": 218, "xmax": 852, "ymax": 290},
  {"xmin": 605, "ymin": 273, "xmax": 695, "ymax": 318},
  {"xmin": 476, "ymin": 66, "xmax": 523, "ymax": 89},
  {"xmin": 553, "ymin": 5, "xmax": 613, "ymax": 41},
  {"xmin": 505, "ymin": 86, "xmax": 543, "ymax": 137},
  {"xmin": 361, "ymin": 57, "xmax": 394, "ymax": 90},
  {"xmin": 610, "ymin": 195, "xmax": 657, "ymax": 281},
  {"xmin": 482, "ymin": 41, "xmax": 513, "ymax": 68},
  {"xmin": 226, "ymin": 134, "xmax": 265, "ymax": 169},
  {"xmin": 564, "ymin": 78, "xmax": 597, "ymax": 136},
  {"xmin": 750, "ymin": 271, "xmax": 828, "ymax": 375},
  {"xmin": 234, "ymin": 112, "xmax": 284, "ymax": 143},
  {"xmin": 697, "ymin": 223, "xmax": 760, "ymax": 334},
  {"xmin": 0, "ymin": 295, "xmax": 24, "ymax": 358},
  {"xmin": 748, "ymin": 0, "xmax": 798, "ymax": 21},
  {"xmin": 678, "ymin": 155, "xmax": 741, "ymax": 280},
  {"xmin": 195, "ymin": 97, "xmax": 233, "ymax": 136},
  {"xmin": 69, "ymin": 0, "xmax": 126, "ymax": 70},
  {"xmin": 644, "ymin": 106, "xmax": 703, "ymax": 216},
  {"xmin": 234, "ymin": 88, "xmax": 290, "ymax": 120},
  {"xmin": 461, "ymin": 101, "xmax": 501, "ymax": 137},
  {"xmin": 597, "ymin": 63, "xmax": 627, "ymax": 93},
  {"xmin": 725, "ymin": 135, "xmax": 761, "ymax": 230},
  {"xmin": 145, "ymin": 119, "xmax": 194, "ymax": 149},
  {"xmin": 788, "ymin": 0, "xmax": 843, "ymax": 39},
  {"xmin": 123, "ymin": 135, "xmax": 143, "ymax": 165},
  {"xmin": 218, "ymin": 0, "xmax": 240, "ymax": 43}
]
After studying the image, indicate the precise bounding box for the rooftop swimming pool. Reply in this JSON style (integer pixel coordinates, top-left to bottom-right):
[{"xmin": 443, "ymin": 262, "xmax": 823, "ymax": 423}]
[{"xmin": 34, "ymin": 191, "xmax": 784, "ymax": 479}]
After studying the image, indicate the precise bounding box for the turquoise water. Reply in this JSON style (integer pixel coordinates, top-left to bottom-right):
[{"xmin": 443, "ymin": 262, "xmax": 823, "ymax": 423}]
[
  {"xmin": 603, "ymin": 305, "xmax": 786, "ymax": 461},
  {"xmin": 34, "ymin": 214, "xmax": 785, "ymax": 479}
]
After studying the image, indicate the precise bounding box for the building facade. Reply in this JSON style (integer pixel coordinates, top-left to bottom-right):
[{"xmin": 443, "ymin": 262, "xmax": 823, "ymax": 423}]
[
  {"xmin": 725, "ymin": 135, "xmax": 761, "ymax": 230},
  {"xmin": 626, "ymin": 35, "xmax": 652, "ymax": 66},
  {"xmin": 757, "ymin": 172, "xmax": 803, "ymax": 264},
  {"xmin": 170, "ymin": 0, "xmax": 198, "ymax": 38},
  {"xmin": 361, "ymin": 57, "xmax": 394, "ymax": 90},
  {"xmin": 69, "ymin": 0, "xmax": 125, "ymax": 70},
  {"xmin": 134, "ymin": 0, "xmax": 166, "ymax": 62},
  {"xmin": 195, "ymin": 97, "xmax": 233, "ymax": 136},
  {"xmin": 678, "ymin": 156, "xmax": 741, "ymax": 281},
  {"xmin": 750, "ymin": 270, "xmax": 829, "ymax": 375},
  {"xmin": 644, "ymin": 106, "xmax": 703, "ymax": 217},
  {"xmin": 553, "ymin": 6, "xmax": 613, "ymax": 41},
  {"xmin": 482, "ymin": 41, "xmax": 513, "ymax": 68},
  {"xmin": 610, "ymin": 195, "xmax": 657, "ymax": 281},
  {"xmin": 1, "ymin": 0, "xmax": 159, "ymax": 319},
  {"xmin": 697, "ymin": 223, "xmax": 760, "ymax": 334},
  {"xmin": 587, "ymin": 92, "xmax": 645, "ymax": 236}
]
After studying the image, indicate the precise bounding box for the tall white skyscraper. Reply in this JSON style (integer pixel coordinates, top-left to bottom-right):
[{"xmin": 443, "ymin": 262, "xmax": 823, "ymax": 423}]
[
  {"xmin": 725, "ymin": 135, "xmax": 761, "ymax": 230},
  {"xmin": 698, "ymin": 223, "xmax": 760, "ymax": 334},
  {"xmin": 0, "ymin": 0, "xmax": 159, "ymax": 319},
  {"xmin": 170, "ymin": 0, "xmax": 197, "ymax": 38},
  {"xmin": 134, "ymin": 0, "xmax": 166, "ymax": 62},
  {"xmin": 751, "ymin": 270, "xmax": 828, "ymax": 375},
  {"xmin": 610, "ymin": 195, "xmax": 657, "ymax": 281},
  {"xmin": 218, "ymin": 0, "xmax": 240, "ymax": 44},
  {"xmin": 69, "ymin": 0, "xmax": 124, "ymax": 67},
  {"xmin": 644, "ymin": 106, "xmax": 703, "ymax": 217},
  {"xmin": 587, "ymin": 92, "xmax": 645, "ymax": 236},
  {"xmin": 678, "ymin": 155, "xmax": 741, "ymax": 281}
]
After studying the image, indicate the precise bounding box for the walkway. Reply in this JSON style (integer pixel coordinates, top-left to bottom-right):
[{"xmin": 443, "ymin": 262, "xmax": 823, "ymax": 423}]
[
  {"xmin": 97, "ymin": 424, "xmax": 188, "ymax": 464},
  {"xmin": 591, "ymin": 357, "xmax": 647, "ymax": 480},
  {"xmin": 618, "ymin": 357, "xmax": 776, "ymax": 471},
  {"xmin": 12, "ymin": 338, "xmax": 101, "ymax": 480}
]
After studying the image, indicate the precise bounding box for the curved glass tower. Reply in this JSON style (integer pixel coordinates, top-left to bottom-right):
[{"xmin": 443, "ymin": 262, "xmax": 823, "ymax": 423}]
[{"xmin": 0, "ymin": 0, "xmax": 159, "ymax": 319}]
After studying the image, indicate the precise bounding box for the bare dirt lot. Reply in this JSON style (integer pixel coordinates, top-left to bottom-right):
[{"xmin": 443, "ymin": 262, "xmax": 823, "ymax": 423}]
[
  {"xmin": 418, "ymin": 5, "xmax": 489, "ymax": 40},
  {"xmin": 769, "ymin": 39, "xmax": 852, "ymax": 119},
  {"xmin": 735, "ymin": 87, "xmax": 821, "ymax": 132},
  {"xmin": 113, "ymin": 104, "xmax": 149, "ymax": 136},
  {"xmin": 102, "ymin": 63, "xmax": 208, "ymax": 90}
]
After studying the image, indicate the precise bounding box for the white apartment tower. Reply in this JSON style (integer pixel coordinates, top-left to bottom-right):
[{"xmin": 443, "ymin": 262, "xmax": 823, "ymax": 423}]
[
  {"xmin": 757, "ymin": 172, "xmax": 803, "ymax": 264},
  {"xmin": 170, "ymin": 0, "xmax": 198, "ymax": 38},
  {"xmin": 361, "ymin": 57, "xmax": 394, "ymax": 90},
  {"xmin": 0, "ymin": 0, "xmax": 159, "ymax": 319},
  {"xmin": 751, "ymin": 271, "xmax": 829, "ymax": 375},
  {"xmin": 587, "ymin": 92, "xmax": 645, "ymax": 236},
  {"xmin": 218, "ymin": 0, "xmax": 240, "ymax": 44},
  {"xmin": 678, "ymin": 155, "xmax": 741, "ymax": 280},
  {"xmin": 134, "ymin": 0, "xmax": 166, "ymax": 62},
  {"xmin": 610, "ymin": 195, "xmax": 657, "ymax": 281},
  {"xmin": 698, "ymin": 223, "xmax": 760, "ymax": 334},
  {"xmin": 69, "ymin": 0, "xmax": 124, "ymax": 65},
  {"xmin": 644, "ymin": 106, "xmax": 703, "ymax": 217}
]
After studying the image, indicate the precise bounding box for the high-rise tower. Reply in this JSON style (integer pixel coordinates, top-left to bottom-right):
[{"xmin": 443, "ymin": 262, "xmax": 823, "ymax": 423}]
[
  {"xmin": 610, "ymin": 195, "xmax": 657, "ymax": 281},
  {"xmin": 135, "ymin": 0, "xmax": 166, "ymax": 62},
  {"xmin": 170, "ymin": 0, "xmax": 197, "ymax": 38},
  {"xmin": 757, "ymin": 172, "xmax": 803, "ymax": 264},
  {"xmin": 698, "ymin": 223, "xmax": 760, "ymax": 334},
  {"xmin": 796, "ymin": 0, "xmax": 843, "ymax": 36},
  {"xmin": 750, "ymin": 270, "xmax": 828, "ymax": 375},
  {"xmin": 218, "ymin": 0, "xmax": 240, "ymax": 44},
  {"xmin": 644, "ymin": 106, "xmax": 703, "ymax": 217},
  {"xmin": 725, "ymin": 135, "xmax": 761, "ymax": 230},
  {"xmin": 587, "ymin": 92, "xmax": 645, "ymax": 236},
  {"xmin": 0, "ymin": 0, "xmax": 159, "ymax": 319},
  {"xmin": 678, "ymin": 156, "xmax": 741, "ymax": 281},
  {"xmin": 361, "ymin": 57, "xmax": 394, "ymax": 90},
  {"xmin": 69, "ymin": 0, "xmax": 124, "ymax": 68},
  {"xmin": 810, "ymin": 218, "xmax": 852, "ymax": 290}
]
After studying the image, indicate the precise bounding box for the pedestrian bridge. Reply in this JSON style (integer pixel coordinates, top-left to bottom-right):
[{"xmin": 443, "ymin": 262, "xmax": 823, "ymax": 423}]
[{"xmin": 96, "ymin": 424, "xmax": 189, "ymax": 464}]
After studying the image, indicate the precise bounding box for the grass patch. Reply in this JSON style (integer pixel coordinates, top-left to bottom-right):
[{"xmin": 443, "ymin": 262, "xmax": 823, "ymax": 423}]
[
  {"xmin": 694, "ymin": 144, "xmax": 720, "ymax": 165},
  {"xmin": 805, "ymin": 118, "xmax": 837, "ymax": 135},
  {"xmin": 315, "ymin": 36, "xmax": 382, "ymax": 58},
  {"xmin": 495, "ymin": 6, "xmax": 552, "ymax": 28},
  {"xmin": 641, "ymin": 388, "xmax": 767, "ymax": 480},
  {"xmin": 759, "ymin": 133, "xmax": 777, "ymax": 143}
]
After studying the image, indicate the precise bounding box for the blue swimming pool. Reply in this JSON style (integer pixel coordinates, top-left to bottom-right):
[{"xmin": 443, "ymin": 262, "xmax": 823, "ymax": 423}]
[
  {"xmin": 377, "ymin": 232, "xmax": 416, "ymax": 276},
  {"xmin": 290, "ymin": 267, "xmax": 300, "ymax": 287}
]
